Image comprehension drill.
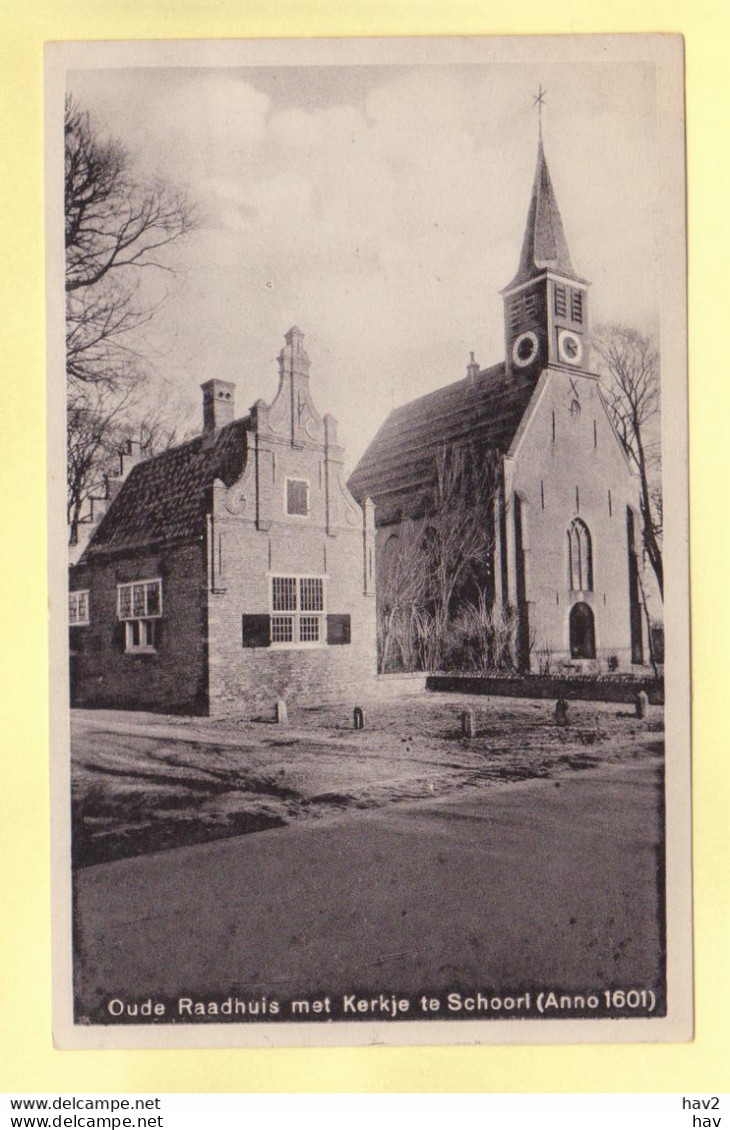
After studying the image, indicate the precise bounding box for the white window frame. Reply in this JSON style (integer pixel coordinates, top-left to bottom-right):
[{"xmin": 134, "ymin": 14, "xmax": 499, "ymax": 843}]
[
  {"xmin": 69, "ymin": 589, "xmax": 90, "ymax": 626},
  {"xmin": 124, "ymin": 618, "xmax": 159, "ymax": 653},
  {"xmin": 284, "ymin": 477, "xmax": 310, "ymax": 519},
  {"xmin": 117, "ymin": 578, "xmax": 163, "ymax": 653},
  {"xmin": 567, "ymin": 520, "xmax": 594, "ymax": 593},
  {"xmin": 269, "ymin": 573, "xmax": 327, "ymax": 648}
]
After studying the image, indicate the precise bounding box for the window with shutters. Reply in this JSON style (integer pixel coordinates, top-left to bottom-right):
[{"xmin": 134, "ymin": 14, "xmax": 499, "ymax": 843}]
[
  {"xmin": 117, "ymin": 579, "xmax": 162, "ymax": 652},
  {"xmin": 554, "ymin": 285, "xmax": 567, "ymax": 318},
  {"xmin": 270, "ymin": 574, "xmax": 326, "ymax": 646}
]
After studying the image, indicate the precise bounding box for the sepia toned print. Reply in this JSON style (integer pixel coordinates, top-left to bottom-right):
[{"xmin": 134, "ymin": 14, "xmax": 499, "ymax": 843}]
[{"xmin": 47, "ymin": 35, "xmax": 691, "ymax": 1048}]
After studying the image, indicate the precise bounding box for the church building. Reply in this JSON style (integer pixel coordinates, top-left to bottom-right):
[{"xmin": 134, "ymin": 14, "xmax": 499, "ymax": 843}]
[
  {"xmin": 68, "ymin": 328, "xmax": 377, "ymax": 715},
  {"xmin": 348, "ymin": 133, "xmax": 645, "ymax": 672}
]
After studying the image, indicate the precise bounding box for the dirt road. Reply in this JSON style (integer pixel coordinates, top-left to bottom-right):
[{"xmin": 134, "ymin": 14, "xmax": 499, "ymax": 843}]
[{"xmin": 74, "ymin": 756, "xmax": 665, "ymax": 1024}]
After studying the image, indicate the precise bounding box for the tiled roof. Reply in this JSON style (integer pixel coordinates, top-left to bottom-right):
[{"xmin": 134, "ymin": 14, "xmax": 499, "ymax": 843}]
[
  {"xmin": 347, "ymin": 363, "xmax": 536, "ymax": 524},
  {"xmin": 506, "ymin": 137, "xmax": 583, "ymax": 290},
  {"xmin": 84, "ymin": 418, "xmax": 248, "ymax": 555}
]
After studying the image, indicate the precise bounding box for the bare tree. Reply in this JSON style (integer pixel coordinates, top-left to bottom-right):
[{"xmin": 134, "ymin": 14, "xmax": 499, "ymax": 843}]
[
  {"xmin": 65, "ymin": 97, "xmax": 195, "ymax": 390},
  {"xmin": 422, "ymin": 442, "xmax": 501, "ymax": 669},
  {"xmin": 377, "ymin": 522, "xmax": 429, "ymax": 673},
  {"xmin": 67, "ymin": 382, "xmax": 135, "ymax": 539},
  {"xmin": 65, "ymin": 96, "xmax": 196, "ymax": 536},
  {"xmin": 67, "ymin": 380, "xmax": 192, "ymax": 543},
  {"xmin": 593, "ymin": 323, "xmax": 663, "ymax": 600},
  {"xmin": 65, "ymin": 99, "xmax": 195, "ymax": 294}
]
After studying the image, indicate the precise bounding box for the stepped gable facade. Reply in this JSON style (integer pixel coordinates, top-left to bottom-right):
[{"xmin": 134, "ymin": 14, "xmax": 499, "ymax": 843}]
[
  {"xmin": 69, "ymin": 327, "xmax": 377, "ymax": 715},
  {"xmin": 349, "ymin": 134, "xmax": 646, "ymax": 672}
]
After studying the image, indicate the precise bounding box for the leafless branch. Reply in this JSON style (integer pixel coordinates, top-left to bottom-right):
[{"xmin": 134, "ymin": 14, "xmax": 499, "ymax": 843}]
[{"xmin": 593, "ymin": 322, "xmax": 663, "ymax": 600}]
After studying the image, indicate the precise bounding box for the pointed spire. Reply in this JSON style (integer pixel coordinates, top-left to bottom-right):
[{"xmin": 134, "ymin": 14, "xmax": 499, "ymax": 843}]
[{"xmin": 505, "ymin": 135, "xmax": 581, "ymax": 290}]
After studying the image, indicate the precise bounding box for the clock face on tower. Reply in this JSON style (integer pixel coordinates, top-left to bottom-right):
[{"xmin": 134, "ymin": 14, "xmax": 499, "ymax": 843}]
[
  {"xmin": 512, "ymin": 330, "xmax": 539, "ymax": 368},
  {"xmin": 558, "ymin": 329, "xmax": 583, "ymax": 365}
]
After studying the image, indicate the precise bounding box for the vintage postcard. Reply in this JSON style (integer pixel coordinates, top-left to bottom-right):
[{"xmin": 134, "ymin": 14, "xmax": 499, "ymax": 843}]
[{"xmin": 46, "ymin": 34, "xmax": 691, "ymax": 1049}]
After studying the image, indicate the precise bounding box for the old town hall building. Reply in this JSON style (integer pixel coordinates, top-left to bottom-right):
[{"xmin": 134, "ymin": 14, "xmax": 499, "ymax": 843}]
[
  {"xmin": 349, "ymin": 134, "xmax": 645, "ymax": 672},
  {"xmin": 69, "ymin": 328, "xmax": 377, "ymax": 714}
]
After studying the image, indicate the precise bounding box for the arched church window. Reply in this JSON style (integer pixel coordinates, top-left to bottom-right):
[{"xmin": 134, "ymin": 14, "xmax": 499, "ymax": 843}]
[
  {"xmin": 569, "ymin": 602, "xmax": 596, "ymax": 660},
  {"xmin": 567, "ymin": 518, "xmax": 593, "ymax": 592}
]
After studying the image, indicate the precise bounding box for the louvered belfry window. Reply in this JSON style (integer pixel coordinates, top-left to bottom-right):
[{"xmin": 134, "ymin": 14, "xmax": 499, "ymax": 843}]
[{"xmin": 571, "ymin": 289, "xmax": 584, "ymax": 323}]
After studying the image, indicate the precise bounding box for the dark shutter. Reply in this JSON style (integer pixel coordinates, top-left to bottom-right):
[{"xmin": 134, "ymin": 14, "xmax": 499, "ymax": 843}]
[
  {"xmin": 112, "ymin": 621, "xmax": 126, "ymax": 653},
  {"xmin": 326, "ymin": 613, "xmax": 351, "ymax": 645},
  {"xmin": 69, "ymin": 626, "xmax": 83, "ymax": 655},
  {"xmin": 242, "ymin": 614, "xmax": 271, "ymax": 648}
]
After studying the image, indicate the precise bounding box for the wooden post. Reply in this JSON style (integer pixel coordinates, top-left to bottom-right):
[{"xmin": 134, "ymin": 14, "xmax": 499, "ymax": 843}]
[
  {"xmin": 555, "ymin": 699, "xmax": 569, "ymax": 726},
  {"xmin": 461, "ymin": 709, "xmax": 476, "ymax": 739}
]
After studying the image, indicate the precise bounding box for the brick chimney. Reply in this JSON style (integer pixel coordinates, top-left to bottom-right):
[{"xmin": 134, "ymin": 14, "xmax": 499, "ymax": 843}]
[
  {"xmin": 201, "ymin": 379, "xmax": 236, "ymax": 435},
  {"xmin": 466, "ymin": 351, "xmax": 480, "ymax": 382}
]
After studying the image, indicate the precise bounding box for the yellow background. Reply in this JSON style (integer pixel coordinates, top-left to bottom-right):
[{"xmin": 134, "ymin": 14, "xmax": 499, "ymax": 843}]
[{"xmin": 1, "ymin": 0, "xmax": 727, "ymax": 1094}]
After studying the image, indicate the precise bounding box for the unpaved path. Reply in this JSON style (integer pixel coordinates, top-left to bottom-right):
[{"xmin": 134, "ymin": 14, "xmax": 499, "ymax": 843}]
[{"xmin": 71, "ymin": 693, "xmax": 663, "ymax": 866}]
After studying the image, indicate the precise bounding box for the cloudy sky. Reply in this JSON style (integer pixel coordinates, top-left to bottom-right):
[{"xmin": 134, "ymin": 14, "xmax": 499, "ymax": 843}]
[{"xmin": 68, "ymin": 57, "xmax": 659, "ymax": 469}]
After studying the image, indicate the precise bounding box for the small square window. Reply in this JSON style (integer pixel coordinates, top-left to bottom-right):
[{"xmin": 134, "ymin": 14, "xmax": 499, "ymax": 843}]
[
  {"xmin": 271, "ymin": 616, "xmax": 294, "ymax": 643},
  {"xmin": 299, "ymin": 615, "xmax": 321, "ymax": 643},
  {"xmin": 286, "ymin": 478, "xmax": 309, "ymax": 517},
  {"xmin": 117, "ymin": 579, "xmax": 163, "ymax": 620},
  {"xmin": 69, "ymin": 590, "xmax": 90, "ymax": 626},
  {"xmin": 125, "ymin": 619, "xmax": 157, "ymax": 652},
  {"xmin": 117, "ymin": 579, "xmax": 163, "ymax": 652},
  {"xmin": 269, "ymin": 574, "xmax": 326, "ymax": 647},
  {"xmin": 272, "ymin": 576, "xmax": 297, "ymax": 612},
  {"xmin": 132, "ymin": 585, "xmax": 146, "ymax": 617},
  {"xmin": 300, "ymin": 577, "xmax": 324, "ymax": 612},
  {"xmin": 118, "ymin": 586, "xmax": 133, "ymax": 619}
]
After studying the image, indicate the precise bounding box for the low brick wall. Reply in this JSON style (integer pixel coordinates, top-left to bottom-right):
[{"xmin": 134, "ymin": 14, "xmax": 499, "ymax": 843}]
[{"xmin": 426, "ymin": 673, "xmax": 664, "ymax": 705}]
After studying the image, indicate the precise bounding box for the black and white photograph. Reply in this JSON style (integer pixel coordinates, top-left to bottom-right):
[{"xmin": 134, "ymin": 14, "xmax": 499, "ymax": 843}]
[{"xmin": 46, "ymin": 35, "xmax": 691, "ymax": 1048}]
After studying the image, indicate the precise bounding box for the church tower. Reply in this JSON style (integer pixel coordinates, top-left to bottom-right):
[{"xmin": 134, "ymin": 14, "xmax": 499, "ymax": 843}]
[{"xmin": 501, "ymin": 130, "xmax": 590, "ymax": 379}]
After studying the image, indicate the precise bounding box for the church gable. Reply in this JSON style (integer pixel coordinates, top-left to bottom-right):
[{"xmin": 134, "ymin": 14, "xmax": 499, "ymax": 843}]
[
  {"xmin": 505, "ymin": 368, "xmax": 642, "ymax": 668},
  {"xmin": 509, "ymin": 368, "xmax": 637, "ymax": 505}
]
